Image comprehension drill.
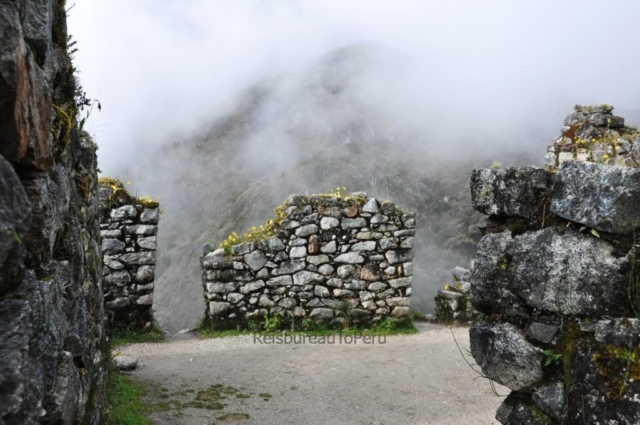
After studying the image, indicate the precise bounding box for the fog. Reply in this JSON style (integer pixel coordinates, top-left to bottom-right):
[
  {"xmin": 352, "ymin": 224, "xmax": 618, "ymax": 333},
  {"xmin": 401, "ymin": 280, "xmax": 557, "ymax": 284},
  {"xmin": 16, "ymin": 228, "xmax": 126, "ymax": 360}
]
[{"xmin": 68, "ymin": 1, "xmax": 640, "ymax": 331}]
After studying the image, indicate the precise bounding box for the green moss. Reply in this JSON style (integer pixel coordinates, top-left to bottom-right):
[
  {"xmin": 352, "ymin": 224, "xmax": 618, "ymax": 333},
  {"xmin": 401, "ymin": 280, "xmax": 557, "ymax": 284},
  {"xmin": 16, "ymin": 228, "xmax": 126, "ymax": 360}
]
[
  {"xmin": 558, "ymin": 321, "xmax": 581, "ymax": 396},
  {"xmin": 592, "ymin": 343, "xmax": 640, "ymax": 399},
  {"xmin": 529, "ymin": 403, "xmax": 554, "ymax": 424}
]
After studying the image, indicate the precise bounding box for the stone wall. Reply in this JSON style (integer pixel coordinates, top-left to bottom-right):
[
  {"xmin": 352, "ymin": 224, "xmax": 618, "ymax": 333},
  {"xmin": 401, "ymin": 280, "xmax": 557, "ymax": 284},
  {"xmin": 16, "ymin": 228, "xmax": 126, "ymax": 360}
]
[
  {"xmin": 98, "ymin": 178, "xmax": 159, "ymax": 330},
  {"xmin": 434, "ymin": 266, "xmax": 477, "ymax": 323},
  {"xmin": 468, "ymin": 105, "xmax": 640, "ymax": 424},
  {"xmin": 201, "ymin": 194, "xmax": 416, "ymax": 327},
  {"xmin": 545, "ymin": 104, "xmax": 640, "ymax": 168},
  {"xmin": 0, "ymin": 1, "xmax": 108, "ymax": 423}
]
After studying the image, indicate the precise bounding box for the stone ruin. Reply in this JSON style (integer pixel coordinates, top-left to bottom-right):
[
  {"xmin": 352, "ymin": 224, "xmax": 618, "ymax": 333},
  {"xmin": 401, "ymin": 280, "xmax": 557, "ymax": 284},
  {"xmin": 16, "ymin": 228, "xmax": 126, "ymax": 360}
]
[
  {"xmin": 468, "ymin": 105, "xmax": 640, "ymax": 424},
  {"xmin": 433, "ymin": 266, "xmax": 478, "ymax": 323},
  {"xmin": 98, "ymin": 178, "xmax": 160, "ymax": 330},
  {"xmin": 201, "ymin": 193, "xmax": 416, "ymax": 327}
]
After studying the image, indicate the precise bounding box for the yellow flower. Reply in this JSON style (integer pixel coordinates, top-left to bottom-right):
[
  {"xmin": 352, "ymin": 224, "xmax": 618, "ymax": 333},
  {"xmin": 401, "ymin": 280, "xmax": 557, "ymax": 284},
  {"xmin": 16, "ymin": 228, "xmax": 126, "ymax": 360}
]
[
  {"xmin": 603, "ymin": 154, "xmax": 610, "ymax": 160},
  {"xmin": 126, "ymin": 181, "xmax": 132, "ymax": 185}
]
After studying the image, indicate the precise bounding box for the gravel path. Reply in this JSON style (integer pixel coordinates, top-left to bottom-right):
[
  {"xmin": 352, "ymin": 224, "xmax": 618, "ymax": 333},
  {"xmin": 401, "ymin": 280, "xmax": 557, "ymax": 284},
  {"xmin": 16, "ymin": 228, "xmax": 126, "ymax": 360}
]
[{"xmin": 120, "ymin": 323, "xmax": 506, "ymax": 424}]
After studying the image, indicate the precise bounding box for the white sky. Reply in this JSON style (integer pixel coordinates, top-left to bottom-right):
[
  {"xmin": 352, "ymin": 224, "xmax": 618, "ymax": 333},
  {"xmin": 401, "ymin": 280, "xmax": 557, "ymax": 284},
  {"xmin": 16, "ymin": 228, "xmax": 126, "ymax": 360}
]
[{"xmin": 68, "ymin": 0, "xmax": 640, "ymax": 175}]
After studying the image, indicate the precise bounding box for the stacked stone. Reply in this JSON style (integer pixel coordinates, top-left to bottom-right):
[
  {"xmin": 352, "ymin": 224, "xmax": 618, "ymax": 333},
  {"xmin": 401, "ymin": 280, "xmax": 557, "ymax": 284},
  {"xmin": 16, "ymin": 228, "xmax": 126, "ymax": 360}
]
[
  {"xmin": 99, "ymin": 180, "xmax": 159, "ymax": 330},
  {"xmin": 0, "ymin": 1, "xmax": 109, "ymax": 423},
  {"xmin": 201, "ymin": 194, "xmax": 415, "ymax": 326},
  {"xmin": 545, "ymin": 104, "xmax": 640, "ymax": 168},
  {"xmin": 469, "ymin": 106, "xmax": 640, "ymax": 424},
  {"xmin": 434, "ymin": 266, "xmax": 477, "ymax": 323}
]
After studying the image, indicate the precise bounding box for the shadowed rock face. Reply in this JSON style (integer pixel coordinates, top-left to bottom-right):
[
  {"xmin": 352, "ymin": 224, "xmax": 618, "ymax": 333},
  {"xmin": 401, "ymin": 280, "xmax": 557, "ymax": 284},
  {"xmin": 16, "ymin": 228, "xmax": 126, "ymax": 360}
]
[{"xmin": 0, "ymin": 1, "xmax": 108, "ymax": 424}]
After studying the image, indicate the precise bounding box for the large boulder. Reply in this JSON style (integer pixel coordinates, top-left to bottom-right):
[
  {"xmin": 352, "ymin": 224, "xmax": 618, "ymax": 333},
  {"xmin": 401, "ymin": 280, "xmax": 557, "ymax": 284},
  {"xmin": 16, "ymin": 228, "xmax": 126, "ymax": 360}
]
[
  {"xmin": 551, "ymin": 160, "xmax": 640, "ymax": 234},
  {"xmin": 470, "ymin": 322, "xmax": 544, "ymax": 392},
  {"xmin": 470, "ymin": 167, "xmax": 553, "ymax": 219},
  {"xmin": 496, "ymin": 392, "xmax": 554, "ymax": 425},
  {"xmin": 470, "ymin": 227, "xmax": 628, "ymax": 318}
]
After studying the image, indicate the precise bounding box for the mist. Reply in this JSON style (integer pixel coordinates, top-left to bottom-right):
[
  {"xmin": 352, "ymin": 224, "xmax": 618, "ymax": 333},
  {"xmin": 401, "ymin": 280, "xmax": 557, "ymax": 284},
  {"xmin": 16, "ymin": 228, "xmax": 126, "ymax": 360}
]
[{"xmin": 68, "ymin": 1, "xmax": 640, "ymax": 331}]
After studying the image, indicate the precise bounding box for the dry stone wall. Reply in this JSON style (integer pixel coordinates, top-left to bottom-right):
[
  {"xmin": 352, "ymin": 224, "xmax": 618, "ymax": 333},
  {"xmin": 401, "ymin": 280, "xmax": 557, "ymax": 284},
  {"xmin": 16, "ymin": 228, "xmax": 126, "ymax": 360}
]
[
  {"xmin": 468, "ymin": 105, "xmax": 640, "ymax": 424},
  {"xmin": 201, "ymin": 194, "xmax": 416, "ymax": 327},
  {"xmin": 0, "ymin": 1, "xmax": 108, "ymax": 423},
  {"xmin": 98, "ymin": 179, "xmax": 159, "ymax": 330},
  {"xmin": 433, "ymin": 266, "xmax": 478, "ymax": 323}
]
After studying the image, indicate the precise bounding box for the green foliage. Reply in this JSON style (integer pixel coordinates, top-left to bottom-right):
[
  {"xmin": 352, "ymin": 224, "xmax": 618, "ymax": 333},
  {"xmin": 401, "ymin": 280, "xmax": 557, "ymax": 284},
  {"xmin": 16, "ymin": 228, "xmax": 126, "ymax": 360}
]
[
  {"xmin": 262, "ymin": 312, "xmax": 281, "ymax": 333},
  {"xmin": 107, "ymin": 372, "xmax": 150, "ymax": 425},
  {"xmin": 111, "ymin": 325, "xmax": 164, "ymax": 348},
  {"xmin": 376, "ymin": 317, "xmax": 396, "ymax": 332},
  {"xmin": 542, "ymin": 349, "xmax": 562, "ymax": 366}
]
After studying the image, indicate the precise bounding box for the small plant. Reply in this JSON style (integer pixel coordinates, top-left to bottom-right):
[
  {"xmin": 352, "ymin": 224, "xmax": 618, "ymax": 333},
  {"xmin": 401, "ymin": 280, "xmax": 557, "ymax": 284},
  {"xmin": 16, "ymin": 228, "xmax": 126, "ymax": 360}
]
[
  {"xmin": 377, "ymin": 318, "xmax": 396, "ymax": 332},
  {"xmin": 542, "ymin": 349, "xmax": 562, "ymax": 366},
  {"xmin": 262, "ymin": 312, "xmax": 281, "ymax": 332},
  {"xmin": 489, "ymin": 161, "xmax": 503, "ymax": 169}
]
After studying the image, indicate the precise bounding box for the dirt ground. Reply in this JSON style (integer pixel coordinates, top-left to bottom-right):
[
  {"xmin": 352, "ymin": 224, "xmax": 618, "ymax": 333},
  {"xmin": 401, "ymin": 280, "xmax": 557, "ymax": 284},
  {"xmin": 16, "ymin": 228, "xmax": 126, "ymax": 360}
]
[{"xmin": 120, "ymin": 323, "xmax": 507, "ymax": 425}]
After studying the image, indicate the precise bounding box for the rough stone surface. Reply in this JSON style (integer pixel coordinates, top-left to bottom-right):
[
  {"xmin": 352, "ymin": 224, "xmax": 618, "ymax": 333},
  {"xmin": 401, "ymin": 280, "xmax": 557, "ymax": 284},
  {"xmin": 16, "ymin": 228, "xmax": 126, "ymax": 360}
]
[
  {"xmin": 470, "ymin": 322, "xmax": 543, "ymax": 392},
  {"xmin": 201, "ymin": 195, "xmax": 415, "ymax": 325},
  {"xmin": 551, "ymin": 160, "xmax": 640, "ymax": 234},
  {"xmin": 526, "ymin": 323, "xmax": 558, "ymax": 344},
  {"xmin": 470, "ymin": 227, "xmax": 628, "ymax": 318},
  {"xmin": 99, "ymin": 179, "xmax": 160, "ymax": 330},
  {"xmin": 0, "ymin": 4, "xmax": 109, "ymax": 422}
]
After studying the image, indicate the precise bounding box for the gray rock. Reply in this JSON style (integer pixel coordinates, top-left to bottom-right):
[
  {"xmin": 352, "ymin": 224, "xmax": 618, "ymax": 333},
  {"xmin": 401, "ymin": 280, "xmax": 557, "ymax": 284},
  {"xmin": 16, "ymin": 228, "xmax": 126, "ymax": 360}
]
[
  {"xmin": 334, "ymin": 252, "xmax": 365, "ymax": 264},
  {"xmin": 110, "ymin": 205, "xmax": 138, "ymax": 220},
  {"xmin": 296, "ymin": 224, "xmax": 318, "ymax": 237},
  {"xmin": 526, "ymin": 323, "xmax": 558, "ymax": 344},
  {"xmin": 452, "ymin": 266, "xmax": 471, "ymax": 281},
  {"xmin": 337, "ymin": 265, "xmax": 357, "ymax": 278},
  {"xmin": 342, "ymin": 218, "xmax": 367, "ymax": 229},
  {"xmin": 290, "ymin": 238, "xmax": 307, "ymax": 247},
  {"xmin": 266, "ymin": 276, "xmax": 293, "ymax": 287},
  {"xmin": 102, "ymin": 238, "xmax": 125, "ymax": 255},
  {"xmin": 112, "ymin": 356, "xmax": 138, "ymax": 371},
  {"xmin": 140, "ymin": 208, "xmax": 159, "ymax": 223},
  {"xmin": 279, "ymin": 298, "xmax": 296, "ymax": 309},
  {"xmin": 262, "ymin": 236, "xmax": 285, "ymax": 251},
  {"xmin": 471, "ymin": 167, "xmax": 553, "ymax": 218},
  {"xmin": 309, "ymin": 308, "xmax": 334, "ymax": 319},
  {"xmin": 551, "ymin": 160, "xmax": 640, "ymax": 234},
  {"xmin": 400, "ymin": 237, "xmax": 413, "ymax": 249},
  {"xmin": 101, "ymin": 229, "xmax": 122, "ymax": 238},
  {"xmin": 293, "ymin": 271, "xmax": 324, "ymax": 286},
  {"xmin": 314, "ymin": 286, "xmax": 330, "ymax": 298},
  {"xmin": 105, "ymin": 258, "xmax": 125, "ymax": 271},
  {"xmin": 136, "ymin": 294, "xmax": 153, "ymax": 305},
  {"xmin": 333, "ymin": 289, "xmax": 356, "ymax": 298},
  {"xmin": 233, "ymin": 243, "xmax": 254, "ymax": 255},
  {"xmin": 206, "ymin": 282, "xmax": 238, "ymax": 294},
  {"xmin": 351, "ymin": 241, "xmax": 376, "ymax": 251},
  {"xmin": 239, "ymin": 280, "xmax": 266, "ymax": 294},
  {"xmin": 470, "ymin": 227, "xmax": 628, "ymax": 318},
  {"xmin": 386, "ymin": 297, "xmax": 410, "ymax": 307},
  {"xmin": 403, "ymin": 262, "xmax": 414, "ymax": 277},
  {"xmin": 272, "ymin": 260, "xmax": 306, "ymax": 275},
  {"xmin": 282, "ymin": 220, "xmax": 300, "ymax": 230},
  {"xmin": 119, "ymin": 251, "xmax": 156, "ymax": 265},
  {"xmin": 227, "ymin": 293, "xmax": 244, "ymax": 304},
  {"xmin": 259, "ymin": 295, "xmax": 275, "ymax": 307},
  {"xmin": 496, "ymin": 393, "xmax": 553, "ymax": 425},
  {"xmin": 383, "ymin": 266, "xmax": 396, "ymax": 276},
  {"xmin": 106, "ymin": 296, "xmax": 131, "ymax": 309},
  {"xmin": 368, "ymin": 282, "xmax": 387, "ymax": 292},
  {"xmin": 104, "ymin": 271, "xmax": 131, "ymax": 285},
  {"xmin": 209, "ymin": 302, "xmax": 231, "ymax": 315},
  {"xmin": 318, "ymin": 264, "xmax": 334, "ymax": 276},
  {"xmin": 394, "ymin": 229, "xmax": 415, "ymax": 237},
  {"xmin": 470, "ymin": 322, "xmax": 544, "ymax": 392},
  {"xmin": 244, "ymin": 250, "xmax": 267, "ymax": 271},
  {"xmin": 320, "ymin": 217, "xmax": 339, "ymax": 230},
  {"xmin": 289, "ymin": 246, "xmax": 307, "ymax": 258},
  {"xmin": 326, "ymin": 278, "xmax": 343, "ymax": 288},
  {"xmin": 532, "ymin": 381, "xmax": 564, "ymax": 422},
  {"xmin": 307, "ymin": 254, "xmax": 329, "ymax": 265},
  {"xmin": 320, "ymin": 241, "xmax": 337, "ymax": 253},
  {"xmin": 362, "ymin": 198, "xmax": 380, "ymax": 213},
  {"xmin": 345, "ymin": 280, "xmax": 366, "ymax": 290},
  {"xmin": 384, "ymin": 250, "xmax": 413, "ymax": 264},
  {"xmin": 594, "ymin": 318, "xmax": 640, "ymax": 349},
  {"xmin": 134, "ymin": 225, "xmax": 157, "ymax": 236},
  {"xmin": 137, "ymin": 236, "xmax": 157, "ymax": 250},
  {"xmin": 388, "ymin": 277, "xmax": 412, "ymax": 289}
]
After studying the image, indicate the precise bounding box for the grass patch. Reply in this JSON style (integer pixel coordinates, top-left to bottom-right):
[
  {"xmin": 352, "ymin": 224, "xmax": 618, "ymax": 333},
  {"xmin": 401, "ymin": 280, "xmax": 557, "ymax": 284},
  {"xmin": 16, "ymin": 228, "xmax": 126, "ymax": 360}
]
[
  {"xmin": 217, "ymin": 413, "xmax": 251, "ymax": 421},
  {"xmin": 111, "ymin": 325, "xmax": 164, "ymax": 348},
  {"xmin": 107, "ymin": 372, "xmax": 151, "ymax": 425},
  {"xmin": 198, "ymin": 318, "xmax": 418, "ymax": 339}
]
